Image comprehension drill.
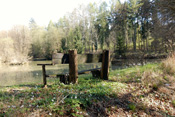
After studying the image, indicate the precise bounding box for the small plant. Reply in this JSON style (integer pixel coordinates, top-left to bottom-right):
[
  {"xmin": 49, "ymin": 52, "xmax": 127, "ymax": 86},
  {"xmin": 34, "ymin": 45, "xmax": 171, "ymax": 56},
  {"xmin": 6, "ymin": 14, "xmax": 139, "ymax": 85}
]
[
  {"xmin": 128, "ymin": 103, "xmax": 136, "ymax": 112},
  {"xmin": 137, "ymin": 103, "xmax": 147, "ymax": 111},
  {"xmin": 172, "ymin": 100, "xmax": 175, "ymax": 107},
  {"xmin": 152, "ymin": 84, "xmax": 158, "ymax": 90},
  {"xmin": 163, "ymin": 75, "xmax": 168, "ymax": 80}
]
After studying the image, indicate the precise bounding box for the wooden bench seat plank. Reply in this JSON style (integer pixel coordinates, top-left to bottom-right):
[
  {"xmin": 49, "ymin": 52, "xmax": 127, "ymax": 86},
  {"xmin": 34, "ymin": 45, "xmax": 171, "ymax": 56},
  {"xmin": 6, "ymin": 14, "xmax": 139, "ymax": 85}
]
[
  {"xmin": 46, "ymin": 73, "xmax": 68, "ymax": 78},
  {"xmin": 78, "ymin": 68, "xmax": 101, "ymax": 75},
  {"xmin": 37, "ymin": 64, "xmax": 53, "ymax": 66},
  {"xmin": 45, "ymin": 68, "xmax": 101, "ymax": 78}
]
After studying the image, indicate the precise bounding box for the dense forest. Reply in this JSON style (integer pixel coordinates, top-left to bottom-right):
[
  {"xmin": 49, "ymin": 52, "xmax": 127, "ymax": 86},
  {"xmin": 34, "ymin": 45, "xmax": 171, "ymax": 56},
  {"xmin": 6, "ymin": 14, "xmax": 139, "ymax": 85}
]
[{"xmin": 0, "ymin": 0, "xmax": 174, "ymax": 63}]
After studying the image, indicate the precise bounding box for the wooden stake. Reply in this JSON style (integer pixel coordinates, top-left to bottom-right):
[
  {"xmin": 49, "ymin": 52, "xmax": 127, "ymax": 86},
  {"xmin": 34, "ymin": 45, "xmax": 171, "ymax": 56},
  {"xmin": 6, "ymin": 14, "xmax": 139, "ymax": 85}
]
[
  {"xmin": 42, "ymin": 65, "xmax": 47, "ymax": 88},
  {"xmin": 101, "ymin": 50, "xmax": 110, "ymax": 80},
  {"xmin": 69, "ymin": 50, "xmax": 78, "ymax": 84}
]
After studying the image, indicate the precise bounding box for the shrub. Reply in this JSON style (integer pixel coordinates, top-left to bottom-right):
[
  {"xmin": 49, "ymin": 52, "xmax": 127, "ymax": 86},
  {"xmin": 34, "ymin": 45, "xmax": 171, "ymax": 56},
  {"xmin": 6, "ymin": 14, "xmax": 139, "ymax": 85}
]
[{"xmin": 128, "ymin": 103, "xmax": 136, "ymax": 111}]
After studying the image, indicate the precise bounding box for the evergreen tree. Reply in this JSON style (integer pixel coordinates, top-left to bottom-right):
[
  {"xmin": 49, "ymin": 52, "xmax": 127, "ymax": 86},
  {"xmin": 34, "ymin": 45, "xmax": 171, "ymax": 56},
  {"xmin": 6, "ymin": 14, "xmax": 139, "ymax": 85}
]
[{"xmin": 95, "ymin": 1, "xmax": 110, "ymax": 50}]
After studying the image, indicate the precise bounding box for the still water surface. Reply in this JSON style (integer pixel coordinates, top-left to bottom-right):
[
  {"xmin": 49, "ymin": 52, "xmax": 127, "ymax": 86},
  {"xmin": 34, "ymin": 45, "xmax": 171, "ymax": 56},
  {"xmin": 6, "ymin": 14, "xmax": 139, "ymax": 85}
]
[
  {"xmin": 0, "ymin": 59, "xmax": 161, "ymax": 86},
  {"xmin": 0, "ymin": 61, "xmax": 101, "ymax": 86}
]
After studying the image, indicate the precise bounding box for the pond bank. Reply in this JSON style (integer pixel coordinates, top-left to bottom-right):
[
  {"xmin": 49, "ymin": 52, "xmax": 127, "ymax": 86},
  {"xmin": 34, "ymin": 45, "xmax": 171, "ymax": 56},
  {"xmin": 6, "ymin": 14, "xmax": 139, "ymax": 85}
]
[
  {"xmin": 114, "ymin": 52, "xmax": 168, "ymax": 59},
  {"xmin": 1, "ymin": 62, "xmax": 175, "ymax": 116}
]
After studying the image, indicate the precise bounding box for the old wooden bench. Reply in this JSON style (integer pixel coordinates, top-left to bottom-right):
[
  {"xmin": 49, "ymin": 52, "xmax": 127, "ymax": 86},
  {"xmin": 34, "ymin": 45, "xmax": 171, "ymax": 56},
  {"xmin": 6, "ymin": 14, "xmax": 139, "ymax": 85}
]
[
  {"xmin": 37, "ymin": 64, "xmax": 101, "ymax": 86},
  {"xmin": 37, "ymin": 50, "xmax": 110, "ymax": 87}
]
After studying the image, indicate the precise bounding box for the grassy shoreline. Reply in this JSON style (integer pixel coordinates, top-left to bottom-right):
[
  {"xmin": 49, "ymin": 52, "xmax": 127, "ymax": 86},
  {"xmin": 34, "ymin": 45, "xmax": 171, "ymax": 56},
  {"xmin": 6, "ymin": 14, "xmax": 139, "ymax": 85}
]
[{"xmin": 1, "ymin": 62, "xmax": 175, "ymax": 116}]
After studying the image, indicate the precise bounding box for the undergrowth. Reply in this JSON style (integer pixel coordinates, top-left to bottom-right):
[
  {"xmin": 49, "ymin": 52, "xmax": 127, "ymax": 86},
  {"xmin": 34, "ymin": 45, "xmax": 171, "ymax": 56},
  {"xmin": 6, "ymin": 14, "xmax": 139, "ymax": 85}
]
[
  {"xmin": 161, "ymin": 53, "xmax": 175, "ymax": 75},
  {"xmin": 1, "ymin": 56, "xmax": 175, "ymax": 116},
  {"xmin": 0, "ymin": 75, "xmax": 126, "ymax": 116}
]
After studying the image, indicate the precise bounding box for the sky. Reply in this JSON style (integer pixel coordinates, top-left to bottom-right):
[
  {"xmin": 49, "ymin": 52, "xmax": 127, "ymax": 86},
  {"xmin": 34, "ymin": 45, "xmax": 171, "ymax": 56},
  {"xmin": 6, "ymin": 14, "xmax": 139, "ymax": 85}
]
[{"xmin": 0, "ymin": 0, "xmax": 126, "ymax": 31}]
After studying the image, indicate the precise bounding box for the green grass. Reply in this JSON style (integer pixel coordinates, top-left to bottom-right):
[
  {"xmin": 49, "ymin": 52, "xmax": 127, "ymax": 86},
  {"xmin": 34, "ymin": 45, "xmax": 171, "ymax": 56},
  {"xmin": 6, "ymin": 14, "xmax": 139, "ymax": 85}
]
[
  {"xmin": 109, "ymin": 63, "xmax": 159, "ymax": 83},
  {"xmin": 0, "ymin": 63, "xmax": 171, "ymax": 116},
  {"xmin": 110, "ymin": 63, "xmax": 159, "ymax": 76},
  {"xmin": 0, "ymin": 73, "xmax": 128, "ymax": 116}
]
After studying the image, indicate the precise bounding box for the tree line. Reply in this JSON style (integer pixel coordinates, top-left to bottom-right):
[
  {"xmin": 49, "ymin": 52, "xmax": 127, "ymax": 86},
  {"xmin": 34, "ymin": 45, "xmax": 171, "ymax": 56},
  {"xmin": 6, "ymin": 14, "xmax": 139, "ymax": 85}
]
[{"xmin": 0, "ymin": 0, "xmax": 174, "ymax": 63}]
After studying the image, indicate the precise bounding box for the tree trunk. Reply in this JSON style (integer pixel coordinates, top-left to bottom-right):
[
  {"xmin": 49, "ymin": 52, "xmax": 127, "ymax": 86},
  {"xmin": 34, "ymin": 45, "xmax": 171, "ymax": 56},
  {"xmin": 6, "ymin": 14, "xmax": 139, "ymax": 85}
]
[
  {"xmin": 143, "ymin": 40, "xmax": 146, "ymax": 51},
  {"xmin": 133, "ymin": 25, "xmax": 137, "ymax": 51},
  {"xmin": 91, "ymin": 29, "xmax": 93, "ymax": 52},
  {"xmin": 146, "ymin": 38, "xmax": 148, "ymax": 52},
  {"xmin": 124, "ymin": 21, "xmax": 128, "ymax": 50},
  {"xmin": 85, "ymin": 39, "xmax": 87, "ymax": 52},
  {"xmin": 138, "ymin": 34, "xmax": 141, "ymax": 50},
  {"xmin": 96, "ymin": 37, "xmax": 98, "ymax": 52}
]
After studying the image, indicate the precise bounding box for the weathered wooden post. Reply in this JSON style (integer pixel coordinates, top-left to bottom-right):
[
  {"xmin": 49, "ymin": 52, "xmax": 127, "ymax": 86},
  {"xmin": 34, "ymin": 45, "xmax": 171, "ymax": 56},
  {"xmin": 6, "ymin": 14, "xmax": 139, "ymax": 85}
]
[
  {"xmin": 37, "ymin": 63, "xmax": 52, "ymax": 87},
  {"xmin": 42, "ymin": 65, "xmax": 47, "ymax": 88},
  {"xmin": 69, "ymin": 49, "xmax": 78, "ymax": 84},
  {"xmin": 101, "ymin": 50, "xmax": 110, "ymax": 80}
]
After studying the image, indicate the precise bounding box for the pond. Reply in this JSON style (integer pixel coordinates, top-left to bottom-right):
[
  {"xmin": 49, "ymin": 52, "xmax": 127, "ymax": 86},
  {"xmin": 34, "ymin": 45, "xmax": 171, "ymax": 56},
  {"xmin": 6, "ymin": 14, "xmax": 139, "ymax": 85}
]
[
  {"xmin": 0, "ymin": 59, "xmax": 161, "ymax": 86},
  {"xmin": 111, "ymin": 59, "xmax": 162, "ymax": 69},
  {"xmin": 0, "ymin": 61, "xmax": 101, "ymax": 86}
]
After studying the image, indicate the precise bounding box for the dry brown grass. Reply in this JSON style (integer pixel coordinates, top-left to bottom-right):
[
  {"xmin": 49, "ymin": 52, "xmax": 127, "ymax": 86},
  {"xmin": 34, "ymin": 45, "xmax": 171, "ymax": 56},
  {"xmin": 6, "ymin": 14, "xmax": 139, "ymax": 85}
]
[
  {"xmin": 161, "ymin": 53, "xmax": 175, "ymax": 74},
  {"xmin": 141, "ymin": 70, "xmax": 164, "ymax": 88}
]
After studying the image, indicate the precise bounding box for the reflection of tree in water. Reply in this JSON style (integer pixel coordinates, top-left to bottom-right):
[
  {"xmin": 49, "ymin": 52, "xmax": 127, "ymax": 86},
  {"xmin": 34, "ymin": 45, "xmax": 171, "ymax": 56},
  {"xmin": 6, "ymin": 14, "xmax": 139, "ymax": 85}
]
[{"xmin": 0, "ymin": 70, "xmax": 40, "ymax": 86}]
